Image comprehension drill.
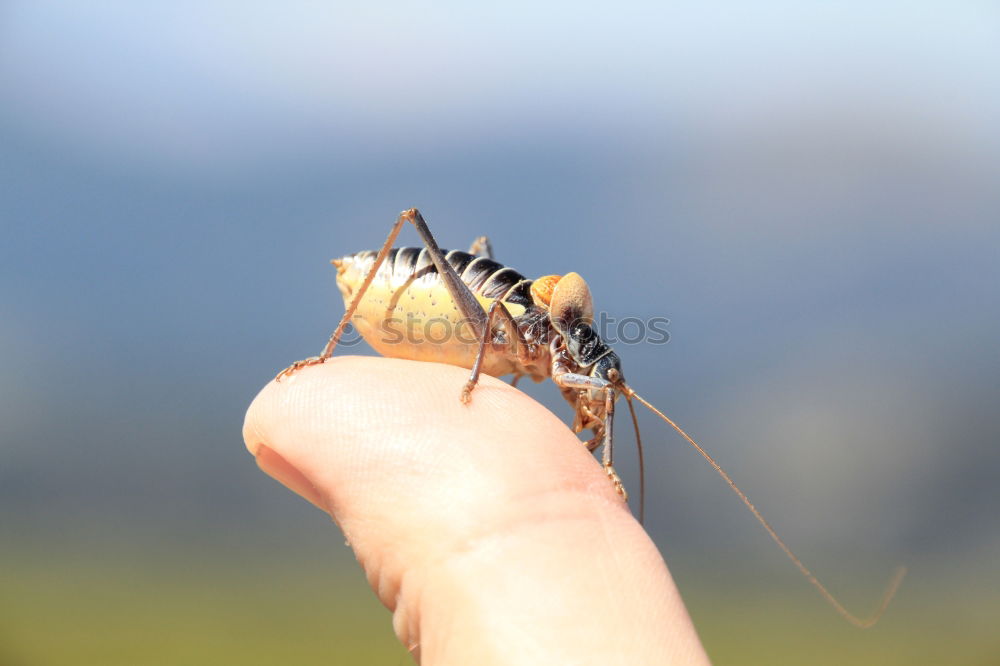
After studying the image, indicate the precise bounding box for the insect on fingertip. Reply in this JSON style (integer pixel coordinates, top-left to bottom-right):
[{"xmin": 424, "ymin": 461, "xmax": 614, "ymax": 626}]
[{"xmin": 279, "ymin": 207, "xmax": 905, "ymax": 628}]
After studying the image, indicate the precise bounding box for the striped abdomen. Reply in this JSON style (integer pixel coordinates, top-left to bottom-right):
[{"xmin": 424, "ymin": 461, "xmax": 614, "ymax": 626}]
[
  {"xmin": 341, "ymin": 247, "xmax": 535, "ymax": 308},
  {"xmin": 332, "ymin": 247, "xmax": 546, "ymax": 377}
]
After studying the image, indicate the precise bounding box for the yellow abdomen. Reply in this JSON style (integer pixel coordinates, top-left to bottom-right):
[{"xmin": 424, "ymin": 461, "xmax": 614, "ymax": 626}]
[{"xmin": 334, "ymin": 247, "xmax": 535, "ymax": 378}]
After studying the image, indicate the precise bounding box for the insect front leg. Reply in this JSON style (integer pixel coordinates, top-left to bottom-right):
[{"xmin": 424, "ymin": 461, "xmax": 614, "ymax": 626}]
[
  {"xmin": 552, "ymin": 372, "xmax": 627, "ymax": 501},
  {"xmin": 461, "ymin": 299, "xmax": 529, "ymax": 403}
]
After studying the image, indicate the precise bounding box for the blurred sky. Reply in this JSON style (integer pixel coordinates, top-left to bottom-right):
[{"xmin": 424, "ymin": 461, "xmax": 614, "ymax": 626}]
[{"xmin": 2, "ymin": 1, "xmax": 1000, "ymax": 659}]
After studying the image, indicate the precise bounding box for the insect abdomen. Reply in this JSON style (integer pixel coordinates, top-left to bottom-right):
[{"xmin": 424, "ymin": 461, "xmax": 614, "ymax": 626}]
[
  {"xmin": 333, "ymin": 248, "xmax": 537, "ymax": 375},
  {"xmin": 341, "ymin": 247, "xmax": 535, "ymax": 308}
]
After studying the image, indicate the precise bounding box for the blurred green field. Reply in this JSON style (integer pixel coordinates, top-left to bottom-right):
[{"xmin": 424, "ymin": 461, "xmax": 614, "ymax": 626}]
[
  {"xmin": 3, "ymin": 538, "xmax": 998, "ymax": 665},
  {"xmin": 687, "ymin": 578, "xmax": 999, "ymax": 666},
  {"xmin": 1, "ymin": 542, "xmax": 409, "ymax": 665}
]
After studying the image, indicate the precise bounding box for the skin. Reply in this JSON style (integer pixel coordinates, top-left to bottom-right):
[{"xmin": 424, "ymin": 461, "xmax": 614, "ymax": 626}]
[{"xmin": 243, "ymin": 356, "xmax": 711, "ymax": 665}]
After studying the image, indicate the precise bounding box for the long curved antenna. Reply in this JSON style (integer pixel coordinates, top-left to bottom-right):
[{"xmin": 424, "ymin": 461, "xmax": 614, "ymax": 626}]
[
  {"xmin": 625, "ymin": 394, "xmax": 645, "ymax": 525},
  {"xmin": 624, "ymin": 385, "xmax": 906, "ymax": 628}
]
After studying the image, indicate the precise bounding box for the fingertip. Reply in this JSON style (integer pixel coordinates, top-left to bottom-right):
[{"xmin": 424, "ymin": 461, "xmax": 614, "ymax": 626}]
[
  {"xmin": 242, "ymin": 384, "xmax": 269, "ymax": 458},
  {"xmin": 240, "ymin": 355, "xmax": 624, "ymax": 541},
  {"xmin": 254, "ymin": 444, "xmax": 329, "ymax": 512},
  {"xmin": 240, "ymin": 356, "xmax": 708, "ymax": 663}
]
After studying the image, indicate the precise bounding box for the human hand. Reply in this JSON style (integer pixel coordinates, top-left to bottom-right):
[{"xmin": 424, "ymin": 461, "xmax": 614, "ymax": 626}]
[{"xmin": 243, "ymin": 356, "xmax": 710, "ymax": 665}]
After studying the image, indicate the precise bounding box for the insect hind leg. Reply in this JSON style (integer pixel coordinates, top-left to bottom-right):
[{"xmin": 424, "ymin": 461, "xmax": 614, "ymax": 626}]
[
  {"xmin": 276, "ymin": 208, "xmax": 490, "ymax": 381},
  {"xmin": 408, "ymin": 210, "xmax": 489, "ymax": 334},
  {"xmin": 275, "ymin": 209, "xmax": 411, "ymax": 381}
]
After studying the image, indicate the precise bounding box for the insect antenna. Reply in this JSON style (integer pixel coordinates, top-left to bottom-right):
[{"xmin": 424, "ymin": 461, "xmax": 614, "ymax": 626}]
[
  {"xmin": 624, "ymin": 393, "xmax": 645, "ymax": 525},
  {"xmin": 622, "ymin": 385, "xmax": 907, "ymax": 628}
]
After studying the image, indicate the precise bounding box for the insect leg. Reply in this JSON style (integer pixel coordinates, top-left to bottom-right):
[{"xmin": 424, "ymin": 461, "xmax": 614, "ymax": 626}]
[
  {"xmin": 600, "ymin": 387, "xmax": 625, "ymax": 498},
  {"xmin": 275, "ymin": 210, "xmax": 410, "ymax": 380},
  {"xmin": 552, "ymin": 372, "xmax": 627, "ymax": 500},
  {"xmin": 467, "ymin": 236, "xmax": 493, "ymax": 259},
  {"xmin": 461, "ymin": 299, "xmax": 528, "ymax": 403},
  {"xmin": 406, "ymin": 209, "xmax": 489, "ymax": 336}
]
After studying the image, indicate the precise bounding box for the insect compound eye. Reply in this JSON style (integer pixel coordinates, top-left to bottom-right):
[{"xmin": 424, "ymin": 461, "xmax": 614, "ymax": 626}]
[
  {"xmin": 549, "ymin": 272, "xmax": 594, "ymax": 333},
  {"xmin": 570, "ymin": 321, "xmax": 593, "ymax": 340}
]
